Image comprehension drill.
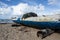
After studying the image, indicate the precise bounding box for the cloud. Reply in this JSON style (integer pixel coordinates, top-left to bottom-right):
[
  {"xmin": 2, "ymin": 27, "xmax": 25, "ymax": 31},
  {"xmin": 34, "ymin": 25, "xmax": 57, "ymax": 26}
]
[
  {"xmin": 47, "ymin": 9, "xmax": 60, "ymax": 15},
  {"xmin": 0, "ymin": 2, "xmax": 45, "ymax": 19},
  {"xmin": 0, "ymin": 7, "xmax": 12, "ymax": 15},
  {"xmin": 0, "ymin": 7, "xmax": 13, "ymax": 19},
  {"xmin": 0, "ymin": 2, "xmax": 13, "ymax": 19},
  {"xmin": 11, "ymin": 3, "xmax": 45, "ymax": 16},
  {"xmin": 48, "ymin": 0, "xmax": 57, "ymax": 5},
  {"xmin": 48, "ymin": 0, "xmax": 60, "ymax": 5},
  {"xmin": 52, "ymin": 10, "xmax": 60, "ymax": 14},
  {"xmin": 0, "ymin": 1, "xmax": 12, "ymax": 15},
  {"xmin": 0, "ymin": 1, "xmax": 60, "ymax": 19},
  {"xmin": 0, "ymin": 1, "xmax": 8, "ymax": 8},
  {"xmin": 21, "ymin": 0, "xmax": 38, "ymax": 5}
]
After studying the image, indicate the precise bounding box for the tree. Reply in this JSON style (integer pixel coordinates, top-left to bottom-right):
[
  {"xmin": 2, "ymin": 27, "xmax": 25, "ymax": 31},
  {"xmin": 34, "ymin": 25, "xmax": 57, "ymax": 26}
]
[{"xmin": 22, "ymin": 12, "xmax": 38, "ymax": 19}]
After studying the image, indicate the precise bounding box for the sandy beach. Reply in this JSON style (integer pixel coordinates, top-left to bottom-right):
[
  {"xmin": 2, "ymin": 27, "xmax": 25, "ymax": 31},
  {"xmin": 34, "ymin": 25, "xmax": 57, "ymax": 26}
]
[{"xmin": 0, "ymin": 23, "xmax": 60, "ymax": 40}]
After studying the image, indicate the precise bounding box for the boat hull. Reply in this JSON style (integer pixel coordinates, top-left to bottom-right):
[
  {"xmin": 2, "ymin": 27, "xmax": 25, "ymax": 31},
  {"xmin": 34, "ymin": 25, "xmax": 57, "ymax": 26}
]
[{"xmin": 13, "ymin": 20, "xmax": 60, "ymax": 29}]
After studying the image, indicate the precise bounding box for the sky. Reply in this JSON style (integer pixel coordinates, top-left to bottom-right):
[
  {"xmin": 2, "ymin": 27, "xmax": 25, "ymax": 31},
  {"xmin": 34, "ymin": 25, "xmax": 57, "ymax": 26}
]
[{"xmin": 0, "ymin": 0, "xmax": 60, "ymax": 19}]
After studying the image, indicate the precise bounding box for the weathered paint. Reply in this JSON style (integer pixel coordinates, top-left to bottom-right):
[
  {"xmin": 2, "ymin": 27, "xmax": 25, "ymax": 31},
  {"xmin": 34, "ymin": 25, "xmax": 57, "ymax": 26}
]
[{"xmin": 23, "ymin": 17, "xmax": 58, "ymax": 22}]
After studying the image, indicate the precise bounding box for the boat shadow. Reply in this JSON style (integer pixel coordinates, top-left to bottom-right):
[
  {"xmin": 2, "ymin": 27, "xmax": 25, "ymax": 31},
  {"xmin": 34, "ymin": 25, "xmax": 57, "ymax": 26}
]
[{"xmin": 54, "ymin": 29, "xmax": 60, "ymax": 33}]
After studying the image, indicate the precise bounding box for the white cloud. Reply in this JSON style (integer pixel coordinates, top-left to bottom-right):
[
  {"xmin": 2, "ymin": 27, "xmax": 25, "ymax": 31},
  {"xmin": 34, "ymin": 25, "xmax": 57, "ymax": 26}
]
[
  {"xmin": 0, "ymin": 7, "xmax": 12, "ymax": 15},
  {"xmin": 47, "ymin": 9, "xmax": 60, "ymax": 15},
  {"xmin": 0, "ymin": 2, "xmax": 13, "ymax": 19},
  {"xmin": 0, "ymin": 1, "xmax": 12, "ymax": 15},
  {"xmin": 0, "ymin": 1, "xmax": 8, "ymax": 8},
  {"xmin": 48, "ymin": 0, "xmax": 60, "ymax": 5},
  {"xmin": 52, "ymin": 10, "xmax": 60, "ymax": 14},
  {"xmin": 0, "ymin": 2, "xmax": 45, "ymax": 19},
  {"xmin": 11, "ymin": 3, "xmax": 45, "ymax": 16},
  {"xmin": 0, "ymin": 7, "xmax": 13, "ymax": 19},
  {"xmin": 0, "ymin": 1, "xmax": 60, "ymax": 19},
  {"xmin": 48, "ymin": 0, "xmax": 56, "ymax": 5}
]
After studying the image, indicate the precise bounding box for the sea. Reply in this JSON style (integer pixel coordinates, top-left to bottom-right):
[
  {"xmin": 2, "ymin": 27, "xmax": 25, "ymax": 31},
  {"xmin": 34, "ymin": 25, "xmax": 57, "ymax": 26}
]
[{"xmin": 0, "ymin": 19, "xmax": 14, "ymax": 24}]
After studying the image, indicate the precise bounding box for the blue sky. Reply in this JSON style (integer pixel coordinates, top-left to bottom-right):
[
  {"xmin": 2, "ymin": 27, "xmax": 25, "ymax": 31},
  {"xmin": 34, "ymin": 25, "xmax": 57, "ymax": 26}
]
[
  {"xmin": 0, "ymin": 0, "xmax": 60, "ymax": 19},
  {"xmin": 0, "ymin": 0, "xmax": 48, "ymax": 6}
]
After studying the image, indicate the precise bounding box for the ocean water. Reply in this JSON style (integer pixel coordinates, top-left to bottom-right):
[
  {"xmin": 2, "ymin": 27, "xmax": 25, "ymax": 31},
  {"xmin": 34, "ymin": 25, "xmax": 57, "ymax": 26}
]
[{"xmin": 0, "ymin": 19, "xmax": 14, "ymax": 23}]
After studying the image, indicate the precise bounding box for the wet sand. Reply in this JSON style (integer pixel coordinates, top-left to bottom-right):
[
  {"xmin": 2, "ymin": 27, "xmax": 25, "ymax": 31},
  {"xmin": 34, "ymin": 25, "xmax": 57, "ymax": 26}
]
[{"xmin": 0, "ymin": 24, "xmax": 60, "ymax": 40}]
